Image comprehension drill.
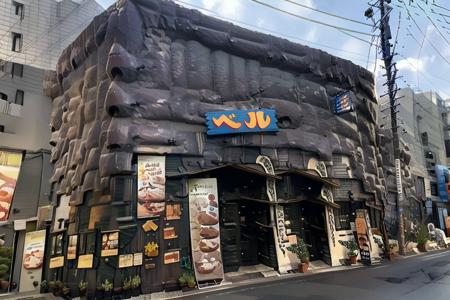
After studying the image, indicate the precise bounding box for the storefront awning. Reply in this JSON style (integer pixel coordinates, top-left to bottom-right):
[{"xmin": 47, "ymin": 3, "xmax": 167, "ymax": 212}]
[
  {"xmin": 276, "ymin": 168, "xmax": 340, "ymax": 188},
  {"xmin": 166, "ymin": 164, "xmax": 281, "ymax": 180}
]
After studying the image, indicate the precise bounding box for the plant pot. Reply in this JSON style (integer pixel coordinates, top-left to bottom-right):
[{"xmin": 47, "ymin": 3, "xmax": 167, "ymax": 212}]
[
  {"xmin": 418, "ymin": 243, "xmax": 427, "ymax": 252},
  {"xmin": 298, "ymin": 261, "xmax": 309, "ymax": 273},
  {"xmin": 349, "ymin": 255, "xmax": 357, "ymax": 264},
  {"xmin": 0, "ymin": 280, "xmax": 9, "ymax": 290},
  {"xmin": 104, "ymin": 290, "xmax": 113, "ymax": 300},
  {"xmin": 387, "ymin": 252, "xmax": 395, "ymax": 261},
  {"xmin": 95, "ymin": 288, "xmax": 104, "ymax": 300},
  {"xmin": 131, "ymin": 287, "xmax": 140, "ymax": 297},
  {"xmin": 122, "ymin": 289, "xmax": 131, "ymax": 299},
  {"xmin": 187, "ymin": 282, "xmax": 196, "ymax": 289}
]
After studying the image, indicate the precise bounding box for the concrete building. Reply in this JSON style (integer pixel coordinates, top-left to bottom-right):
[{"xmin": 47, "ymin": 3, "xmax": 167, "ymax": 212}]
[
  {"xmin": 379, "ymin": 88, "xmax": 449, "ymax": 230},
  {"xmin": 0, "ymin": 0, "xmax": 103, "ymax": 293}
]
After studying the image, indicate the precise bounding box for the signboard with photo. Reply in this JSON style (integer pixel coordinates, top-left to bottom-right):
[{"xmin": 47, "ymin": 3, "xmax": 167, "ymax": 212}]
[
  {"xmin": 101, "ymin": 231, "xmax": 119, "ymax": 257},
  {"xmin": 67, "ymin": 235, "xmax": 77, "ymax": 260},
  {"xmin": 137, "ymin": 156, "xmax": 166, "ymax": 218},
  {"xmin": 0, "ymin": 150, "xmax": 22, "ymax": 221},
  {"xmin": 188, "ymin": 178, "xmax": 224, "ymax": 285},
  {"xmin": 19, "ymin": 230, "xmax": 46, "ymax": 292}
]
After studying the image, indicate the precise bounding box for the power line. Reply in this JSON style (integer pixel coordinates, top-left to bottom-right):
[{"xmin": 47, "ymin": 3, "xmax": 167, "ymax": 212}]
[
  {"xmin": 248, "ymin": 0, "xmax": 376, "ymax": 37},
  {"xmin": 280, "ymin": 0, "xmax": 372, "ymax": 27},
  {"xmin": 416, "ymin": 2, "xmax": 450, "ymax": 46},
  {"xmin": 175, "ymin": 0, "xmax": 376, "ymax": 64},
  {"xmin": 402, "ymin": 2, "xmax": 450, "ymax": 67}
]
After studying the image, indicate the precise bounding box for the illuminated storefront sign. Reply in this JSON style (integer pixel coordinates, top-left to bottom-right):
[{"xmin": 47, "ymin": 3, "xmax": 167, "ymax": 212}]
[
  {"xmin": 205, "ymin": 109, "xmax": 278, "ymax": 135},
  {"xmin": 334, "ymin": 92, "xmax": 354, "ymax": 115}
]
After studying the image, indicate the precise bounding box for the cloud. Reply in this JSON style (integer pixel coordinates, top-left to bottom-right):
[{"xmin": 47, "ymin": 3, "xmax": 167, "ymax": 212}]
[
  {"xmin": 201, "ymin": 0, "xmax": 244, "ymax": 19},
  {"xmin": 397, "ymin": 56, "xmax": 435, "ymax": 73}
]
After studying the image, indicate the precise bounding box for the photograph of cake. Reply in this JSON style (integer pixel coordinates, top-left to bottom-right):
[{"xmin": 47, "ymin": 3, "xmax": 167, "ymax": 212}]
[
  {"xmin": 23, "ymin": 249, "xmax": 44, "ymax": 270},
  {"xmin": 163, "ymin": 227, "xmax": 177, "ymax": 240},
  {"xmin": 0, "ymin": 170, "xmax": 19, "ymax": 221},
  {"xmin": 137, "ymin": 156, "xmax": 166, "ymax": 218},
  {"xmin": 67, "ymin": 235, "xmax": 77, "ymax": 260},
  {"xmin": 163, "ymin": 250, "xmax": 180, "ymax": 264},
  {"xmin": 166, "ymin": 203, "xmax": 181, "ymax": 220},
  {"xmin": 101, "ymin": 231, "xmax": 119, "ymax": 257}
]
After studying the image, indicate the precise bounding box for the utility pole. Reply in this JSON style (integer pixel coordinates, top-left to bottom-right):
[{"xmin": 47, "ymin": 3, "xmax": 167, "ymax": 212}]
[{"xmin": 375, "ymin": 0, "xmax": 406, "ymax": 255}]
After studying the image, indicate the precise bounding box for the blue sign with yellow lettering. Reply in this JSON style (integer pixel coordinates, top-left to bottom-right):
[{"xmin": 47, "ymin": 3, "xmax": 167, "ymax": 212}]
[
  {"xmin": 335, "ymin": 91, "xmax": 354, "ymax": 115},
  {"xmin": 205, "ymin": 109, "xmax": 279, "ymax": 135}
]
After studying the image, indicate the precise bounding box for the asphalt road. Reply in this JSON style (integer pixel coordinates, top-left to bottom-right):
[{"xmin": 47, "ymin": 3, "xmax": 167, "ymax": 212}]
[{"xmin": 181, "ymin": 250, "xmax": 450, "ymax": 300}]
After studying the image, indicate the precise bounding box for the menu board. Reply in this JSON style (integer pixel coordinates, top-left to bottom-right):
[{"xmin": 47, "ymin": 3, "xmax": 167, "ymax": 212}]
[
  {"xmin": 19, "ymin": 230, "xmax": 46, "ymax": 292},
  {"xmin": 101, "ymin": 231, "xmax": 119, "ymax": 257},
  {"xmin": 355, "ymin": 209, "xmax": 372, "ymax": 265},
  {"xmin": 0, "ymin": 151, "xmax": 22, "ymax": 221},
  {"xmin": 119, "ymin": 254, "xmax": 133, "ymax": 268},
  {"xmin": 49, "ymin": 256, "xmax": 64, "ymax": 269},
  {"xmin": 137, "ymin": 156, "xmax": 165, "ymax": 218},
  {"xmin": 77, "ymin": 254, "xmax": 94, "ymax": 269},
  {"xmin": 188, "ymin": 178, "xmax": 224, "ymax": 285}
]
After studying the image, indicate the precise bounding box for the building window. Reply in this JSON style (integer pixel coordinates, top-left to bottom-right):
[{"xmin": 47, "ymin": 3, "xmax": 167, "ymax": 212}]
[
  {"xmin": 0, "ymin": 125, "xmax": 4, "ymax": 133},
  {"xmin": 421, "ymin": 132, "xmax": 429, "ymax": 146},
  {"xmin": 15, "ymin": 89, "xmax": 24, "ymax": 105},
  {"xmin": 431, "ymin": 182, "xmax": 438, "ymax": 196},
  {"xmin": 11, "ymin": 32, "xmax": 22, "ymax": 52},
  {"xmin": 11, "ymin": 63, "xmax": 23, "ymax": 77},
  {"xmin": 334, "ymin": 201, "xmax": 364, "ymax": 230},
  {"xmin": 12, "ymin": 1, "xmax": 24, "ymax": 19},
  {"xmin": 0, "ymin": 92, "xmax": 7, "ymax": 101}
]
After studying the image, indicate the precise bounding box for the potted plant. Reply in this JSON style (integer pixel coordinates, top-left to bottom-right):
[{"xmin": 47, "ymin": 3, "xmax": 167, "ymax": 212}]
[
  {"xmin": 0, "ymin": 246, "xmax": 12, "ymax": 292},
  {"xmin": 122, "ymin": 277, "xmax": 132, "ymax": 299},
  {"xmin": 339, "ymin": 240, "xmax": 358, "ymax": 264},
  {"xmin": 178, "ymin": 272, "xmax": 187, "ymax": 288},
  {"xmin": 186, "ymin": 273, "xmax": 196, "ymax": 289},
  {"xmin": 62, "ymin": 284, "xmax": 71, "ymax": 300},
  {"xmin": 40, "ymin": 280, "xmax": 49, "ymax": 294},
  {"xmin": 79, "ymin": 280, "xmax": 87, "ymax": 299},
  {"xmin": 131, "ymin": 275, "xmax": 141, "ymax": 297},
  {"xmin": 287, "ymin": 239, "xmax": 310, "ymax": 273},
  {"xmin": 102, "ymin": 279, "xmax": 113, "ymax": 300},
  {"xmin": 53, "ymin": 280, "xmax": 63, "ymax": 297},
  {"xmin": 417, "ymin": 224, "xmax": 429, "ymax": 252},
  {"xmin": 48, "ymin": 281, "xmax": 56, "ymax": 294}
]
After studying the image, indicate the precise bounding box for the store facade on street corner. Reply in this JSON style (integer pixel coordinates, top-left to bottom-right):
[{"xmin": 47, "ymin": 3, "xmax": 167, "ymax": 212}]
[{"xmin": 38, "ymin": 0, "xmax": 408, "ymax": 296}]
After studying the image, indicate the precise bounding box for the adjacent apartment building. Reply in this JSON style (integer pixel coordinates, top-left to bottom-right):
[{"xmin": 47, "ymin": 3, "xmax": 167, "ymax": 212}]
[
  {"xmin": 380, "ymin": 88, "xmax": 450, "ymax": 231},
  {"xmin": 0, "ymin": 0, "xmax": 103, "ymax": 293}
]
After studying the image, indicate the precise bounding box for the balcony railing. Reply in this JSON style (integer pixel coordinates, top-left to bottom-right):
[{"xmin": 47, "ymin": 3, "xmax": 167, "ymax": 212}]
[{"xmin": 0, "ymin": 99, "xmax": 22, "ymax": 117}]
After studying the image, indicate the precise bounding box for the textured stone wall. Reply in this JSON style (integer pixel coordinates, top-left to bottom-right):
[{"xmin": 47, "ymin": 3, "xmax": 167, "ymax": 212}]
[{"xmin": 44, "ymin": 0, "xmax": 385, "ymax": 200}]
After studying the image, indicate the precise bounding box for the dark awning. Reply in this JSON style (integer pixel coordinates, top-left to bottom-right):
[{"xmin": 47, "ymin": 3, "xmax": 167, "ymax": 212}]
[
  {"xmin": 276, "ymin": 168, "xmax": 340, "ymax": 188},
  {"xmin": 166, "ymin": 164, "xmax": 281, "ymax": 180},
  {"xmin": 239, "ymin": 195, "xmax": 340, "ymax": 209}
]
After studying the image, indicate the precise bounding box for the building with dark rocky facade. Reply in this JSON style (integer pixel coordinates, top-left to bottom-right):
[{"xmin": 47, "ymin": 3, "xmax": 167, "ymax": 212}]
[{"xmin": 42, "ymin": 0, "xmax": 398, "ymax": 296}]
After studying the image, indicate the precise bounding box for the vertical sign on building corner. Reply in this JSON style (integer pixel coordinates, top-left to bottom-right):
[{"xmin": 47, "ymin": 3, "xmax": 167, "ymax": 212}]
[{"xmin": 395, "ymin": 159, "xmax": 403, "ymax": 204}]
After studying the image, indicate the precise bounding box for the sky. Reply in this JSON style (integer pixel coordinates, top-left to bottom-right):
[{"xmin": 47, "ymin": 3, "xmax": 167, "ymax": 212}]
[{"xmin": 96, "ymin": 0, "xmax": 450, "ymax": 99}]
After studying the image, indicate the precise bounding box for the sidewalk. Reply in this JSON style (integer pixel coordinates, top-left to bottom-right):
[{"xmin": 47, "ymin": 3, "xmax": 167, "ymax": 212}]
[{"xmin": 0, "ymin": 249, "xmax": 441, "ymax": 300}]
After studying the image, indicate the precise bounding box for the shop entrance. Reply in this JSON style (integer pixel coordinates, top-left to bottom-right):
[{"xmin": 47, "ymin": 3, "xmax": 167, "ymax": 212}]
[
  {"xmin": 299, "ymin": 201, "xmax": 329, "ymax": 263},
  {"xmin": 201, "ymin": 165, "xmax": 278, "ymax": 273}
]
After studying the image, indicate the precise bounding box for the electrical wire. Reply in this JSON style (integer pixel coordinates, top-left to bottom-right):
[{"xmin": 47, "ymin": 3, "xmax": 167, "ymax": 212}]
[
  {"xmin": 175, "ymin": 0, "xmax": 377, "ymax": 64},
  {"xmin": 416, "ymin": 2, "xmax": 450, "ymax": 46},
  {"xmin": 402, "ymin": 2, "xmax": 450, "ymax": 67},
  {"xmin": 280, "ymin": 0, "xmax": 372, "ymax": 27},
  {"xmin": 247, "ymin": 0, "xmax": 376, "ymax": 37},
  {"xmin": 0, "ymin": 0, "xmax": 99, "ymax": 71}
]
